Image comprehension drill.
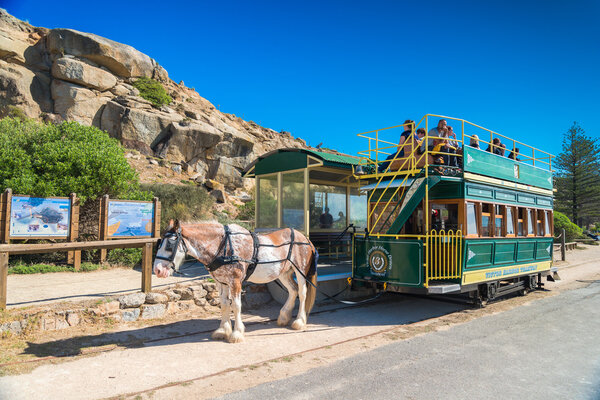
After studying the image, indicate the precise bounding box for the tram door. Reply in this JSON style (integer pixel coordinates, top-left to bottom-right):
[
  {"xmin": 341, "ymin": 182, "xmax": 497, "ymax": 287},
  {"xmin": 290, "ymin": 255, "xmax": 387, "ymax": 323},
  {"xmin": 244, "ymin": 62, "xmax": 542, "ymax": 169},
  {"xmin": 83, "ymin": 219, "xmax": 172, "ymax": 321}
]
[{"xmin": 428, "ymin": 201, "xmax": 462, "ymax": 280}]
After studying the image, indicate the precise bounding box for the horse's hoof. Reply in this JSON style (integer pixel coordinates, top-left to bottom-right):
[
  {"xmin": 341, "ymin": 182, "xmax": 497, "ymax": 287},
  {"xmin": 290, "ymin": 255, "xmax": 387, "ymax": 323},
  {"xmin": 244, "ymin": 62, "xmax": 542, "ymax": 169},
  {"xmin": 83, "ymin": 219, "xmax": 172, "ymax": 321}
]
[
  {"xmin": 212, "ymin": 328, "xmax": 231, "ymax": 340},
  {"xmin": 291, "ymin": 319, "xmax": 306, "ymax": 330},
  {"xmin": 277, "ymin": 315, "xmax": 291, "ymax": 327},
  {"xmin": 228, "ymin": 331, "xmax": 245, "ymax": 343}
]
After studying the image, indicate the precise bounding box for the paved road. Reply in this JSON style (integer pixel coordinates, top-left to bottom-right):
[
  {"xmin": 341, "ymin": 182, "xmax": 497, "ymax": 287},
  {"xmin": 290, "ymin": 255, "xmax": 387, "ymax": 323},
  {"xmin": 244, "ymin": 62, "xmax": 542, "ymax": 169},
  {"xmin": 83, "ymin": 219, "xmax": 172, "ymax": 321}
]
[{"xmin": 219, "ymin": 281, "xmax": 600, "ymax": 400}]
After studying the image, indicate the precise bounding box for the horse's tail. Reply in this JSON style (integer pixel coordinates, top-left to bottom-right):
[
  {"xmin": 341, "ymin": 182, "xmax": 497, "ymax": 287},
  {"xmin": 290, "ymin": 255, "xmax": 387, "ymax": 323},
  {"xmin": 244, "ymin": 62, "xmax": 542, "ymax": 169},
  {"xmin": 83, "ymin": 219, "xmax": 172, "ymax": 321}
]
[{"xmin": 305, "ymin": 249, "xmax": 318, "ymax": 317}]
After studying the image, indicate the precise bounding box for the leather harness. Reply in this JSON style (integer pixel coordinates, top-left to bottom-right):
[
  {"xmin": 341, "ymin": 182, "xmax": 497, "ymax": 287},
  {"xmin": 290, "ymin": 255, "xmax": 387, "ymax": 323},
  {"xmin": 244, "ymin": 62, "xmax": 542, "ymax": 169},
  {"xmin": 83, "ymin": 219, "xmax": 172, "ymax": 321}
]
[{"xmin": 157, "ymin": 226, "xmax": 312, "ymax": 281}]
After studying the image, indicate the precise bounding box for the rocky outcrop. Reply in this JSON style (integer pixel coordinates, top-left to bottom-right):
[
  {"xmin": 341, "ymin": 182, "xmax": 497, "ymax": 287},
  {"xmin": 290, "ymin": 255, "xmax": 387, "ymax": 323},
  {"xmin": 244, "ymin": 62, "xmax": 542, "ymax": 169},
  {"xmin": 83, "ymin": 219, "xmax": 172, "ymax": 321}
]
[
  {"xmin": 52, "ymin": 57, "xmax": 117, "ymax": 91},
  {"xmin": 0, "ymin": 9, "xmax": 318, "ymax": 195},
  {"xmin": 46, "ymin": 28, "xmax": 167, "ymax": 80}
]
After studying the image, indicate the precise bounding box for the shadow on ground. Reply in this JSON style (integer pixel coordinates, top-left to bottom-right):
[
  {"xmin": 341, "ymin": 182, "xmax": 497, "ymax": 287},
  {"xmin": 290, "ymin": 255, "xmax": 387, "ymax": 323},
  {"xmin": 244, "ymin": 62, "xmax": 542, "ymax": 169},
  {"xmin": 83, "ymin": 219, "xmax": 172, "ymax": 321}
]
[{"xmin": 22, "ymin": 293, "xmax": 468, "ymax": 358}]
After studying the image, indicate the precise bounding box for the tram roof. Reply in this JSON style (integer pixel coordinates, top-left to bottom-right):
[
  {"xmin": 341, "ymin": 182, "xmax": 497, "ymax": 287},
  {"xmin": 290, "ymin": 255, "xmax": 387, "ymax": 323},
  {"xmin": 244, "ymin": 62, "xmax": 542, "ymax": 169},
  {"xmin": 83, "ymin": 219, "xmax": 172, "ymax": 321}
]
[{"xmin": 244, "ymin": 148, "xmax": 362, "ymax": 177}]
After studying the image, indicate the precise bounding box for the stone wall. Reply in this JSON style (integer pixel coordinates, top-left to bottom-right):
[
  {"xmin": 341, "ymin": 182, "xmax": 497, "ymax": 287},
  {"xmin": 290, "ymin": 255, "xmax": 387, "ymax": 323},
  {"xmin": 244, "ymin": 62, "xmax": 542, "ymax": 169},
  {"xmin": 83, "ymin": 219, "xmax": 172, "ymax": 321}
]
[{"xmin": 0, "ymin": 281, "xmax": 272, "ymax": 336}]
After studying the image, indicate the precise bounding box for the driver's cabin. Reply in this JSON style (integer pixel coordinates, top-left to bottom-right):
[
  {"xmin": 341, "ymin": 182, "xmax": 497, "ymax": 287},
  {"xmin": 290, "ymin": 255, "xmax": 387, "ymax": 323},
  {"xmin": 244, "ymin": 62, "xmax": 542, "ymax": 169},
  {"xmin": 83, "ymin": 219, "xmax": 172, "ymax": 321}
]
[{"xmin": 243, "ymin": 148, "xmax": 368, "ymax": 280}]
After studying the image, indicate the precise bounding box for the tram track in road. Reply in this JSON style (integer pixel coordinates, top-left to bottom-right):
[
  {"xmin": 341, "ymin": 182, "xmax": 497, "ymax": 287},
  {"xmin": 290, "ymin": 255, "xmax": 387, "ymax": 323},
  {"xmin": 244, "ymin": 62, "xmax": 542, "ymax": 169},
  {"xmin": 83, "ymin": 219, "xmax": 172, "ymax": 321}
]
[{"xmin": 0, "ymin": 294, "xmax": 398, "ymax": 370}]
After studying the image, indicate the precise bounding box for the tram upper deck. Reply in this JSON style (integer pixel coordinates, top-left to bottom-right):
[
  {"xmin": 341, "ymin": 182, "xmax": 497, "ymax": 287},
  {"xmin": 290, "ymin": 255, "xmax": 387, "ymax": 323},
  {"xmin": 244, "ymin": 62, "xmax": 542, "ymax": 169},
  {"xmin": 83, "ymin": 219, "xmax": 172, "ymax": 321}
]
[{"xmin": 353, "ymin": 114, "xmax": 554, "ymax": 192}]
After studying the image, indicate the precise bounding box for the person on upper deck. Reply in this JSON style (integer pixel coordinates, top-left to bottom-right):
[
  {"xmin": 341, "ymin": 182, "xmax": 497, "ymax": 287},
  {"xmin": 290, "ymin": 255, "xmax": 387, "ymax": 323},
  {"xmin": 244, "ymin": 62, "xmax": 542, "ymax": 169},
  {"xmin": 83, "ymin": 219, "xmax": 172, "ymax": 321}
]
[
  {"xmin": 421, "ymin": 119, "xmax": 447, "ymax": 153},
  {"xmin": 444, "ymin": 126, "xmax": 460, "ymax": 149},
  {"xmin": 469, "ymin": 134, "xmax": 480, "ymax": 149},
  {"xmin": 378, "ymin": 120, "xmax": 420, "ymax": 172},
  {"xmin": 508, "ymin": 147, "xmax": 521, "ymax": 161},
  {"xmin": 486, "ymin": 138, "xmax": 503, "ymax": 155},
  {"xmin": 398, "ymin": 120, "xmax": 415, "ymax": 149},
  {"xmin": 500, "ymin": 143, "xmax": 507, "ymax": 156}
]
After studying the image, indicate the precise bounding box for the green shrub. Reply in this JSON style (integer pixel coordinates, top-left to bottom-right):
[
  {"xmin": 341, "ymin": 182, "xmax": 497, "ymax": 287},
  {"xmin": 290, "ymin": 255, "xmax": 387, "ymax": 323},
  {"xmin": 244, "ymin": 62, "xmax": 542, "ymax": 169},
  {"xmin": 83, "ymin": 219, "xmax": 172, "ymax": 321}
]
[
  {"xmin": 132, "ymin": 77, "xmax": 172, "ymax": 108},
  {"xmin": 106, "ymin": 248, "xmax": 142, "ymax": 267},
  {"xmin": 0, "ymin": 117, "xmax": 150, "ymax": 203},
  {"xmin": 236, "ymin": 199, "xmax": 255, "ymax": 221},
  {"xmin": 0, "ymin": 105, "xmax": 27, "ymax": 121},
  {"xmin": 554, "ymin": 211, "xmax": 584, "ymax": 242},
  {"xmin": 141, "ymin": 183, "xmax": 215, "ymax": 230}
]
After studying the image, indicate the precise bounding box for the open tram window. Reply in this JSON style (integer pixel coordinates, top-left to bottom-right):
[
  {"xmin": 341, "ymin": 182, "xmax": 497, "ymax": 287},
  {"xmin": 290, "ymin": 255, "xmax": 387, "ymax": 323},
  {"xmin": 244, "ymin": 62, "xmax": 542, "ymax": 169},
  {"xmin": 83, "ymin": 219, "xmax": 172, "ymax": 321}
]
[
  {"xmin": 527, "ymin": 209, "xmax": 536, "ymax": 236},
  {"xmin": 431, "ymin": 202, "xmax": 459, "ymax": 232},
  {"xmin": 517, "ymin": 207, "xmax": 525, "ymax": 236},
  {"xmin": 537, "ymin": 209, "xmax": 545, "ymax": 236},
  {"xmin": 545, "ymin": 210, "xmax": 552, "ymax": 237},
  {"xmin": 506, "ymin": 206, "xmax": 516, "ymax": 237},
  {"xmin": 466, "ymin": 202, "xmax": 479, "ymax": 237},
  {"xmin": 481, "ymin": 203, "xmax": 492, "ymax": 237},
  {"xmin": 494, "ymin": 205, "xmax": 504, "ymax": 236}
]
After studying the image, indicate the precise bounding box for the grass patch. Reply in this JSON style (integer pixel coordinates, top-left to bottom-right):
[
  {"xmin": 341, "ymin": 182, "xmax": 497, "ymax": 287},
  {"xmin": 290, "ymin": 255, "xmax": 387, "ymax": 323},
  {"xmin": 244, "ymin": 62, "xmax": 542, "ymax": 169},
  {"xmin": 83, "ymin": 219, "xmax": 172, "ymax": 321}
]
[
  {"xmin": 8, "ymin": 262, "xmax": 107, "ymax": 274},
  {"xmin": 106, "ymin": 248, "xmax": 142, "ymax": 268},
  {"xmin": 132, "ymin": 77, "xmax": 172, "ymax": 107}
]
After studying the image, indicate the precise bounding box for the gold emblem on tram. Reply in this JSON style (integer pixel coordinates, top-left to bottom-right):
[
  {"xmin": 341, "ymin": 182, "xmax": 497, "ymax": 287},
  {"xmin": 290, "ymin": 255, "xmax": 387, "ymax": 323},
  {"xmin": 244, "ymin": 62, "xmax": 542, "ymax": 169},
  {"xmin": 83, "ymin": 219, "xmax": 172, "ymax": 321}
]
[{"xmin": 368, "ymin": 246, "xmax": 391, "ymax": 276}]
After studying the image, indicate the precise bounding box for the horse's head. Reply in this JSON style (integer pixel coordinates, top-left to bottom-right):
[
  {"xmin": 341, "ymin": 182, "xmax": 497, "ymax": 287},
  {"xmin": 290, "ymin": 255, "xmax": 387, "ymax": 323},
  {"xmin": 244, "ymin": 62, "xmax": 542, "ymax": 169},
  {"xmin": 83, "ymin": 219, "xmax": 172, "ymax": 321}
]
[{"xmin": 153, "ymin": 219, "xmax": 188, "ymax": 278}]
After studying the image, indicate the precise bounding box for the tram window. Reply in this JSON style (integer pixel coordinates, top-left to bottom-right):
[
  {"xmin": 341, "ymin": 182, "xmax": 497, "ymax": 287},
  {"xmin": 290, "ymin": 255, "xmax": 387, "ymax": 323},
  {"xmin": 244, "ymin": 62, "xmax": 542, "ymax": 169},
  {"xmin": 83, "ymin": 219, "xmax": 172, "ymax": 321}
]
[
  {"xmin": 431, "ymin": 203, "xmax": 459, "ymax": 232},
  {"xmin": 309, "ymin": 184, "xmax": 346, "ymax": 231},
  {"xmin": 517, "ymin": 208, "xmax": 525, "ymax": 236},
  {"xmin": 506, "ymin": 207, "xmax": 515, "ymax": 236},
  {"xmin": 528, "ymin": 209, "xmax": 535, "ymax": 236},
  {"xmin": 349, "ymin": 188, "xmax": 368, "ymax": 230},
  {"xmin": 495, "ymin": 205, "xmax": 504, "ymax": 236},
  {"xmin": 257, "ymin": 175, "xmax": 278, "ymax": 228},
  {"xmin": 545, "ymin": 211, "xmax": 552, "ymax": 236},
  {"xmin": 481, "ymin": 203, "xmax": 492, "ymax": 237},
  {"xmin": 466, "ymin": 202, "xmax": 478, "ymax": 236},
  {"xmin": 537, "ymin": 210, "xmax": 545, "ymax": 236}
]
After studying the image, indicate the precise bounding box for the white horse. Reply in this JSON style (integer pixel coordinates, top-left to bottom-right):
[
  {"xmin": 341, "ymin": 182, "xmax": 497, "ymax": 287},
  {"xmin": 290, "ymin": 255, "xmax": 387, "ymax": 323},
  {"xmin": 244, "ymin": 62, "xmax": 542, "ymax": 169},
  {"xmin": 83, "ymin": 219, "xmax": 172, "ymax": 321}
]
[{"xmin": 153, "ymin": 220, "xmax": 318, "ymax": 343}]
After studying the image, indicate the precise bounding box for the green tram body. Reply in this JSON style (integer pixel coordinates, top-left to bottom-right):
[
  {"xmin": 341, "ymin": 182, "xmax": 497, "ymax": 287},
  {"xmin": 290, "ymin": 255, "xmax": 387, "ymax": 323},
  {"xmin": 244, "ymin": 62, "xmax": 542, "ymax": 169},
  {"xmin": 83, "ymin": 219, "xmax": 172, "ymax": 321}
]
[
  {"xmin": 352, "ymin": 175, "xmax": 555, "ymax": 296},
  {"xmin": 245, "ymin": 115, "xmax": 557, "ymax": 302},
  {"xmin": 351, "ymin": 137, "xmax": 557, "ymax": 300}
]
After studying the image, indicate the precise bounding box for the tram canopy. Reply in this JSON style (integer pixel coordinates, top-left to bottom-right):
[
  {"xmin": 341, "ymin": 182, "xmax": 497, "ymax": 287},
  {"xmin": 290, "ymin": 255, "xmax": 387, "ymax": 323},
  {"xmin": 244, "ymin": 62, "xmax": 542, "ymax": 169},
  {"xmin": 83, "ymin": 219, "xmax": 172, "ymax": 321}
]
[{"xmin": 243, "ymin": 148, "xmax": 368, "ymax": 236}]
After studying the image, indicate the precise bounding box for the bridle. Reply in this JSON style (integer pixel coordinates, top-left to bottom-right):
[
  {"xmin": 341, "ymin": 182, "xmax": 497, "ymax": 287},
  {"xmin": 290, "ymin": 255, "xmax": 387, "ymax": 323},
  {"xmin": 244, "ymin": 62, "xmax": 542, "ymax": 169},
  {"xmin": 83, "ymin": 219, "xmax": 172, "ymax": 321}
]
[{"xmin": 155, "ymin": 228, "xmax": 188, "ymax": 264}]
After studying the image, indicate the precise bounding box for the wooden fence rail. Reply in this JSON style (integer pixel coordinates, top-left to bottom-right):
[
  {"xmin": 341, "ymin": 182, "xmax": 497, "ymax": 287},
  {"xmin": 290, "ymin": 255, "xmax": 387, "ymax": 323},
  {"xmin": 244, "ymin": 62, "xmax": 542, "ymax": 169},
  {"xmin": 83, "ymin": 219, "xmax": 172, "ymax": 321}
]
[{"xmin": 0, "ymin": 238, "xmax": 159, "ymax": 309}]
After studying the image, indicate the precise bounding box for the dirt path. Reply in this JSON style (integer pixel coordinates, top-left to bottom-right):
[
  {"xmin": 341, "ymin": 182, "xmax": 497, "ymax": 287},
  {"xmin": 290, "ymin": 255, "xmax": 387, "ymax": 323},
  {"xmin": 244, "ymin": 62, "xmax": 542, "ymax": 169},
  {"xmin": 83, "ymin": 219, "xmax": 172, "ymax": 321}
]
[{"xmin": 0, "ymin": 246, "xmax": 598, "ymax": 400}]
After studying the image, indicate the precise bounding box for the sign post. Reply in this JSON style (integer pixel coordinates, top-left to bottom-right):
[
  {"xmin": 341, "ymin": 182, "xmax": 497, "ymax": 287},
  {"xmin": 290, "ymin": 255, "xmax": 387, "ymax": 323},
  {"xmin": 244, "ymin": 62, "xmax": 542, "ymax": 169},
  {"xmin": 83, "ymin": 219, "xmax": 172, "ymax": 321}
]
[{"xmin": 67, "ymin": 193, "xmax": 81, "ymax": 270}]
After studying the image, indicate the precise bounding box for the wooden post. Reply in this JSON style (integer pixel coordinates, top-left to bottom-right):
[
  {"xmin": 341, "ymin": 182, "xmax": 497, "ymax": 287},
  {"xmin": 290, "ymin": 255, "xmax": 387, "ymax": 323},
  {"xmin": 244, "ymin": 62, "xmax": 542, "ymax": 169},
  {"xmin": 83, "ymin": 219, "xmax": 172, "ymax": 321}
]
[
  {"xmin": 98, "ymin": 195, "xmax": 109, "ymax": 263},
  {"xmin": 0, "ymin": 252, "xmax": 7, "ymax": 310},
  {"xmin": 67, "ymin": 193, "xmax": 81, "ymax": 270},
  {"xmin": 152, "ymin": 197, "xmax": 161, "ymax": 237},
  {"xmin": 561, "ymin": 228, "xmax": 566, "ymax": 261},
  {"xmin": 141, "ymin": 242, "xmax": 152, "ymax": 293},
  {"xmin": 1, "ymin": 188, "xmax": 12, "ymax": 244}
]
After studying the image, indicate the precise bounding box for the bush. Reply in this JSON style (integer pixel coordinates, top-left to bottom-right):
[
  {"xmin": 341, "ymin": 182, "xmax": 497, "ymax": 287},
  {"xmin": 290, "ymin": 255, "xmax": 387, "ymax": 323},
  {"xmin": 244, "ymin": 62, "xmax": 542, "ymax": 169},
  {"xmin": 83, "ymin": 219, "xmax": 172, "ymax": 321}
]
[
  {"xmin": 132, "ymin": 77, "xmax": 172, "ymax": 108},
  {"xmin": 141, "ymin": 183, "xmax": 214, "ymax": 230},
  {"xmin": 106, "ymin": 248, "xmax": 142, "ymax": 267},
  {"xmin": 554, "ymin": 211, "xmax": 584, "ymax": 242},
  {"xmin": 0, "ymin": 118, "xmax": 150, "ymax": 203},
  {"xmin": 236, "ymin": 199, "xmax": 255, "ymax": 221}
]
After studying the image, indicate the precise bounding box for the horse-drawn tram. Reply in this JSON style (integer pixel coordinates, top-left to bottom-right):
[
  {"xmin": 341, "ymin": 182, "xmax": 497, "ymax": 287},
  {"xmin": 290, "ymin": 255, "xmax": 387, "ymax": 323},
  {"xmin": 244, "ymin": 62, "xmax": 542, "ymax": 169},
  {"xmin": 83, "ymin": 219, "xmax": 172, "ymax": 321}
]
[{"xmin": 244, "ymin": 114, "xmax": 559, "ymax": 304}]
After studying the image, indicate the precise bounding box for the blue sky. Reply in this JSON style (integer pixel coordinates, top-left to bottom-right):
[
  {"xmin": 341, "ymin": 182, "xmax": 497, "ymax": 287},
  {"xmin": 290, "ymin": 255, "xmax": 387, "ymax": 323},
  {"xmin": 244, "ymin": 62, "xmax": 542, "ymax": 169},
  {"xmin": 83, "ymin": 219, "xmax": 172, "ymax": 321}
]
[{"xmin": 3, "ymin": 0, "xmax": 599, "ymax": 159}]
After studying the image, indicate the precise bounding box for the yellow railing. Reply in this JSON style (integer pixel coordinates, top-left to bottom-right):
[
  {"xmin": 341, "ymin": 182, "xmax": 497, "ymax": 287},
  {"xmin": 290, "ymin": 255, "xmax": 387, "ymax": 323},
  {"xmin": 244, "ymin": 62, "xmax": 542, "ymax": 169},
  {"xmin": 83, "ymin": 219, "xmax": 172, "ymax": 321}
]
[
  {"xmin": 353, "ymin": 114, "xmax": 555, "ymax": 181},
  {"xmin": 428, "ymin": 229, "xmax": 462, "ymax": 281}
]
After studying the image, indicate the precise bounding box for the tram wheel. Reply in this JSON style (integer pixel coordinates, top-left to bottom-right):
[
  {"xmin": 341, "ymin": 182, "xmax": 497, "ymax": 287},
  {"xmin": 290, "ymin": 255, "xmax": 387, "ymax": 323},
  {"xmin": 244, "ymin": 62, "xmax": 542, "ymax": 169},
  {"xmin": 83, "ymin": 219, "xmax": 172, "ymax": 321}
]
[
  {"xmin": 528, "ymin": 275, "xmax": 538, "ymax": 291},
  {"xmin": 487, "ymin": 282, "xmax": 498, "ymax": 300}
]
